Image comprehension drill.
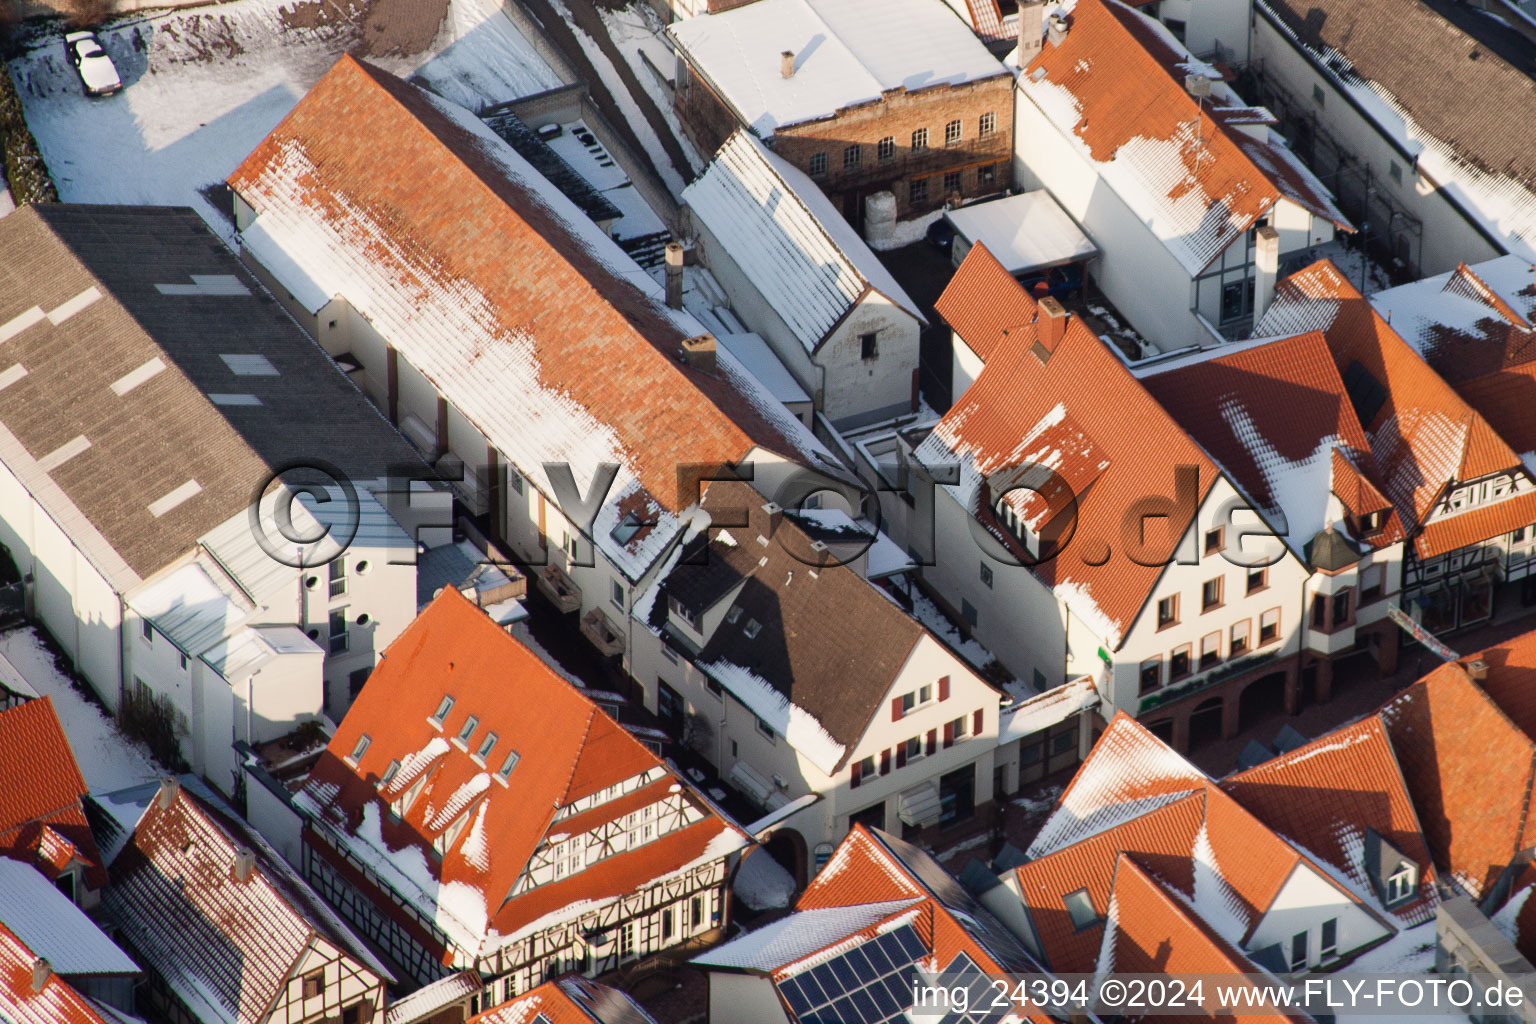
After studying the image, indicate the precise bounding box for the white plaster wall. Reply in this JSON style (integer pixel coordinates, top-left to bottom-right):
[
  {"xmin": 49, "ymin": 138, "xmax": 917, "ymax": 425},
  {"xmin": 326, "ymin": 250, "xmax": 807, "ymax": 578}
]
[
  {"xmin": 1247, "ymin": 864, "xmax": 1392, "ymax": 969},
  {"xmin": 708, "ymin": 972, "xmax": 791, "ymax": 1024}
]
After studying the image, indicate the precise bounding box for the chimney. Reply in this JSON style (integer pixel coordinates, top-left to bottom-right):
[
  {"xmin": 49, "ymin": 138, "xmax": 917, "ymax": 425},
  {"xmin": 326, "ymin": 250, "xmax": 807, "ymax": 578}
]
[
  {"xmin": 1037, "ymin": 296, "xmax": 1068, "ymax": 352},
  {"xmin": 780, "ymin": 50, "xmax": 796, "ymax": 78},
  {"xmin": 1184, "ymin": 74, "xmax": 1212, "ymax": 100},
  {"xmin": 157, "ymin": 776, "xmax": 180, "ymax": 810},
  {"xmin": 681, "ymin": 333, "xmax": 717, "ymax": 375},
  {"xmin": 1254, "ymin": 224, "xmax": 1280, "ymax": 322},
  {"xmin": 761, "ymin": 501, "xmax": 783, "ymax": 536},
  {"xmin": 1017, "ymin": 0, "xmax": 1045, "ymax": 62},
  {"xmin": 1467, "ymin": 657, "xmax": 1489, "ymax": 682},
  {"xmin": 1046, "ymin": 11, "xmax": 1068, "ymax": 46},
  {"xmin": 664, "ymin": 242, "xmax": 685, "ymax": 311},
  {"xmin": 233, "ymin": 847, "xmax": 256, "ymax": 882},
  {"xmin": 30, "ymin": 958, "xmax": 50, "ymax": 993}
]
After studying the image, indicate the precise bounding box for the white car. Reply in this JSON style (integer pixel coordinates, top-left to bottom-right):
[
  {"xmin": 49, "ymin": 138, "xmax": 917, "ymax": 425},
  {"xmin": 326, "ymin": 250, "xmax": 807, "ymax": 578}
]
[{"xmin": 65, "ymin": 31, "xmax": 122, "ymax": 97}]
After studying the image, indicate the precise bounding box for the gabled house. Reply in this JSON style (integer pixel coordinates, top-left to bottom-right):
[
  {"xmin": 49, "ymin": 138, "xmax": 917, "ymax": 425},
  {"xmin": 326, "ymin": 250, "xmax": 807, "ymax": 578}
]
[
  {"xmin": 1221, "ymin": 717, "xmax": 1440, "ymax": 926},
  {"xmin": 1370, "ymin": 257, "xmax": 1536, "ymax": 457},
  {"xmin": 682, "ymin": 130, "xmax": 927, "ymax": 430},
  {"xmin": 1379, "ymin": 652, "xmax": 1536, "ymax": 900},
  {"xmin": 669, "ymin": 0, "xmax": 1013, "ymax": 224},
  {"xmin": 910, "ymin": 296, "xmax": 1313, "ymax": 751},
  {"xmin": 0, "ymin": 859, "xmax": 139, "ymax": 1015},
  {"xmin": 1256, "ymin": 259, "xmax": 1536, "ymax": 632},
  {"xmin": 0, "ymin": 918, "xmax": 123, "ymax": 1024},
  {"xmin": 0, "ymin": 204, "xmax": 432, "ymax": 791},
  {"xmin": 468, "ymin": 977, "xmax": 657, "ymax": 1024},
  {"xmin": 1139, "ymin": 330, "xmax": 1409, "ymax": 698},
  {"xmin": 294, "ymin": 588, "xmax": 748, "ymax": 997},
  {"xmin": 983, "ymin": 715, "xmax": 1396, "ymax": 975},
  {"xmin": 939, "ymin": 242, "xmax": 1041, "ymax": 396},
  {"xmin": 1009, "ymin": 0, "xmax": 1349, "ymax": 348},
  {"xmin": 631, "ymin": 480, "xmax": 1008, "ymax": 871},
  {"xmin": 1248, "ymin": 0, "xmax": 1536, "ymax": 276},
  {"xmin": 228, "ymin": 56, "xmax": 838, "ymax": 672},
  {"xmin": 0, "ymin": 697, "xmax": 107, "ymax": 908},
  {"xmin": 694, "ymin": 825, "xmax": 1055, "ymax": 1024},
  {"xmin": 104, "ymin": 777, "xmax": 391, "ymax": 1024}
]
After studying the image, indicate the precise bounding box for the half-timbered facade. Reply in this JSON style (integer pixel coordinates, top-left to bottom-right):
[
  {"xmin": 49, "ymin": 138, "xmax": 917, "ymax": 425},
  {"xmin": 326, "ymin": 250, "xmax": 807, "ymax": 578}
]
[
  {"xmin": 295, "ymin": 588, "xmax": 748, "ymax": 1003},
  {"xmin": 103, "ymin": 777, "xmax": 390, "ymax": 1024}
]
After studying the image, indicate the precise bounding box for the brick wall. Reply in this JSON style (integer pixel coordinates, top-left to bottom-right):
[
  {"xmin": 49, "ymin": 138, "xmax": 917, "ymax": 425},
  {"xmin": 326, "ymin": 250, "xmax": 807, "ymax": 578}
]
[{"xmin": 676, "ymin": 67, "xmax": 1015, "ymax": 221}]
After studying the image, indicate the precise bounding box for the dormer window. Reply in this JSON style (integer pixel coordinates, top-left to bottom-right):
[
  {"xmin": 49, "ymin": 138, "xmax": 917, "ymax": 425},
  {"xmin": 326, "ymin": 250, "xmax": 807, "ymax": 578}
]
[
  {"xmin": 1385, "ymin": 861, "xmax": 1417, "ymax": 905},
  {"xmin": 457, "ymin": 715, "xmax": 479, "ymax": 744},
  {"xmin": 379, "ymin": 760, "xmax": 400, "ymax": 787},
  {"xmin": 1361, "ymin": 509, "xmax": 1386, "ymax": 535},
  {"xmin": 431, "ymin": 695, "xmax": 454, "ymax": 725},
  {"xmin": 346, "ymin": 734, "xmax": 370, "ymax": 766},
  {"xmin": 668, "ymin": 595, "xmax": 698, "ymax": 630},
  {"xmin": 497, "ymin": 750, "xmax": 520, "ymax": 781},
  {"xmin": 476, "ymin": 731, "xmax": 498, "ymax": 762}
]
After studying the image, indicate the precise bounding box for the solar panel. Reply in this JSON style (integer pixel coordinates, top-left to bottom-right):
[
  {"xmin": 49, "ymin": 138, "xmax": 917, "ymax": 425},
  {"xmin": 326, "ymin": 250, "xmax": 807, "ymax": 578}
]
[
  {"xmin": 936, "ymin": 953, "xmax": 1007, "ymax": 1024},
  {"xmin": 777, "ymin": 924, "xmax": 926, "ymax": 1024}
]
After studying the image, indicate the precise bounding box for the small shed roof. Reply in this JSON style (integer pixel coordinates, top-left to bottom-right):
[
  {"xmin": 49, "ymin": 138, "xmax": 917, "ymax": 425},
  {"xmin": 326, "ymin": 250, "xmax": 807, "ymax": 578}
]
[{"xmin": 944, "ymin": 192, "xmax": 1097, "ymax": 276}]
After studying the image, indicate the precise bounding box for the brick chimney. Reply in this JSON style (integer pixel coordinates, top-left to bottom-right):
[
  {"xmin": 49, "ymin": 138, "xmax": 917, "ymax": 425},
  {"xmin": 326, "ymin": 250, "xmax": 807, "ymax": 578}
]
[
  {"xmin": 233, "ymin": 847, "xmax": 256, "ymax": 882},
  {"xmin": 665, "ymin": 242, "xmax": 685, "ymax": 310},
  {"xmin": 157, "ymin": 776, "xmax": 179, "ymax": 810},
  {"xmin": 1254, "ymin": 224, "xmax": 1280, "ymax": 322},
  {"xmin": 681, "ymin": 334, "xmax": 717, "ymax": 374},
  {"xmin": 1017, "ymin": 0, "xmax": 1045, "ymax": 63},
  {"xmin": 1467, "ymin": 657, "xmax": 1489, "ymax": 682},
  {"xmin": 780, "ymin": 50, "xmax": 796, "ymax": 78},
  {"xmin": 30, "ymin": 958, "xmax": 50, "ymax": 993},
  {"xmin": 1047, "ymin": 11, "xmax": 1069, "ymax": 46},
  {"xmin": 1037, "ymin": 296, "xmax": 1068, "ymax": 351}
]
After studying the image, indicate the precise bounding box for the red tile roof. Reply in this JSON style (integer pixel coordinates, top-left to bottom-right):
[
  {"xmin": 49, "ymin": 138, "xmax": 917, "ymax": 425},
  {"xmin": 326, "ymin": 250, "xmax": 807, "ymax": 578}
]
[
  {"xmin": 1465, "ymin": 628, "xmax": 1536, "ymax": 738},
  {"xmin": 470, "ymin": 977, "xmax": 657, "ymax": 1024},
  {"xmin": 1020, "ymin": 0, "xmax": 1347, "ymax": 274},
  {"xmin": 935, "ymin": 243, "xmax": 1039, "ymax": 364},
  {"xmin": 228, "ymin": 55, "xmax": 809, "ymax": 515},
  {"xmin": 0, "ymin": 698, "xmax": 105, "ymax": 889},
  {"xmin": 1105, "ymin": 858, "xmax": 1297, "ymax": 1024},
  {"xmin": 1143, "ymin": 331, "xmax": 1404, "ymax": 553},
  {"xmin": 105, "ymin": 781, "xmax": 386, "ymax": 1024},
  {"xmin": 1257, "ymin": 259, "xmax": 1528, "ymax": 557},
  {"xmin": 1380, "ymin": 662, "xmax": 1536, "ymax": 899},
  {"xmin": 919, "ymin": 317, "xmax": 1220, "ymax": 648},
  {"xmin": 299, "ymin": 588, "xmax": 745, "ymax": 961},
  {"xmin": 0, "ymin": 920, "xmax": 112, "ymax": 1024},
  {"xmin": 1455, "ymin": 362, "xmax": 1536, "ymax": 457},
  {"xmin": 1222, "ymin": 716, "xmax": 1438, "ymax": 923}
]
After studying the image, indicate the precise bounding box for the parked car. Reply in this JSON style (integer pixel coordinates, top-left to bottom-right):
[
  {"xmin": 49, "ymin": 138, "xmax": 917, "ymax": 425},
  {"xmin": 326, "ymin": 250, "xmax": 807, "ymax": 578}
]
[
  {"xmin": 1017, "ymin": 262, "xmax": 1084, "ymax": 298},
  {"xmin": 65, "ymin": 31, "xmax": 122, "ymax": 97}
]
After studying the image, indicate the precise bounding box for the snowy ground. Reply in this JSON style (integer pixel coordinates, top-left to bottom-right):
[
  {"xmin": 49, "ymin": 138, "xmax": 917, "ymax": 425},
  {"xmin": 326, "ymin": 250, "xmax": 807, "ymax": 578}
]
[
  {"xmin": 0, "ymin": 626, "xmax": 160, "ymax": 793},
  {"xmin": 7, "ymin": 0, "xmax": 561, "ymax": 241},
  {"xmin": 734, "ymin": 848, "xmax": 797, "ymax": 910},
  {"xmin": 1304, "ymin": 238, "xmax": 1394, "ymax": 296}
]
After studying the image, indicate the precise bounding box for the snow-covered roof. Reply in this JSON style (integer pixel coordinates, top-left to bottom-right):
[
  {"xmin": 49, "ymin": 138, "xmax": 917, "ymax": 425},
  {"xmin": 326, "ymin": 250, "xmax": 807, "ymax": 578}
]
[
  {"xmin": 128, "ymin": 560, "xmax": 250, "ymax": 662},
  {"xmin": 1369, "ymin": 256, "xmax": 1536, "ymax": 377},
  {"xmin": 693, "ymin": 899, "xmax": 919, "ymax": 971},
  {"xmin": 204, "ymin": 624, "xmax": 321, "ymax": 682},
  {"xmin": 0, "ymin": 919, "xmax": 116, "ymax": 1024},
  {"xmin": 999, "ymin": 676, "xmax": 1099, "ymax": 743},
  {"xmin": 717, "ymin": 332, "xmax": 811, "ymax": 405},
  {"xmin": 230, "ymin": 56, "xmax": 829, "ymax": 582},
  {"xmin": 1017, "ymin": 0, "xmax": 1349, "ymax": 275},
  {"xmin": 944, "ymin": 192, "xmax": 1097, "ymax": 275},
  {"xmin": 669, "ymin": 0, "xmax": 1006, "ymax": 137},
  {"xmin": 0, "ymin": 859, "xmax": 138, "ymax": 976},
  {"xmin": 684, "ymin": 131, "xmax": 924, "ymax": 354}
]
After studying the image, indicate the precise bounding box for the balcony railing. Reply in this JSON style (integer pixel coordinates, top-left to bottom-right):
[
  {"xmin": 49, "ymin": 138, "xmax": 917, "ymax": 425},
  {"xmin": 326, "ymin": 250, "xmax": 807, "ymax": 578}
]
[
  {"xmin": 1138, "ymin": 648, "xmax": 1280, "ymax": 714},
  {"xmin": 536, "ymin": 564, "xmax": 581, "ymax": 614},
  {"xmin": 581, "ymin": 607, "xmax": 626, "ymax": 658}
]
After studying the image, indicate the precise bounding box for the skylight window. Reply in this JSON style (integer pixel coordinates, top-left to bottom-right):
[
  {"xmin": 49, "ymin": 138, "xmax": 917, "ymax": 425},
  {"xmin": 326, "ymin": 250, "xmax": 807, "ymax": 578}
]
[
  {"xmin": 476, "ymin": 731, "xmax": 498, "ymax": 761},
  {"xmin": 743, "ymin": 618, "xmax": 762, "ymax": 639},
  {"xmin": 347, "ymin": 734, "xmax": 371, "ymax": 766},
  {"xmin": 147, "ymin": 480, "xmax": 202, "ymax": 518},
  {"xmin": 1064, "ymin": 889, "xmax": 1098, "ymax": 929},
  {"xmin": 209, "ymin": 393, "xmax": 262, "ymax": 406},
  {"xmin": 380, "ymin": 760, "xmax": 400, "ymax": 787},
  {"xmin": 497, "ymin": 751, "xmax": 520, "ymax": 781},
  {"xmin": 611, "ymin": 512, "xmax": 643, "ymax": 545},
  {"xmin": 219, "ymin": 354, "xmax": 279, "ymax": 376},
  {"xmin": 457, "ymin": 715, "xmax": 479, "ymax": 743},
  {"xmin": 725, "ymin": 606, "xmax": 743, "ymax": 624},
  {"xmin": 111, "ymin": 357, "xmax": 166, "ymax": 396},
  {"xmin": 431, "ymin": 695, "xmax": 454, "ymax": 725}
]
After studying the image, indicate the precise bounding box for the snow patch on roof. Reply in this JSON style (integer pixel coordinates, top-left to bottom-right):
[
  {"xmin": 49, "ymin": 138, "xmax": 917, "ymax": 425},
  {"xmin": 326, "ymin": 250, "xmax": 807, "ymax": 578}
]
[
  {"xmin": 692, "ymin": 899, "xmax": 918, "ymax": 971},
  {"xmin": 701, "ymin": 659, "xmax": 847, "ymax": 774},
  {"xmin": 1189, "ymin": 821, "xmax": 1250, "ymax": 945},
  {"xmin": 1217, "ymin": 397, "xmax": 1340, "ymax": 555}
]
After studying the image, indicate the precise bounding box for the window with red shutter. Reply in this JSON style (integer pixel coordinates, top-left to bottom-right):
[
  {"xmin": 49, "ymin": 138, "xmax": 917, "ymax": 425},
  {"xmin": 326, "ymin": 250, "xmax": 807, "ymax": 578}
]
[
  {"xmin": 926, "ymin": 729, "xmax": 937, "ymax": 756},
  {"xmin": 851, "ymin": 759, "xmax": 863, "ymax": 788},
  {"xmin": 943, "ymin": 721, "xmax": 954, "ymax": 748},
  {"xmin": 891, "ymin": 697, "xmax": 903, "ymax": 722},
  {"xmin": 973, "ymin": 709, "xmax": 984, "ymax": 736},
  {"xmin": 938, "ymin": 676, "xmax": 950, "ymax": 701},
  {"xmin": 880, "ymin": 749, "xmax": 891, "ymax": 775}
]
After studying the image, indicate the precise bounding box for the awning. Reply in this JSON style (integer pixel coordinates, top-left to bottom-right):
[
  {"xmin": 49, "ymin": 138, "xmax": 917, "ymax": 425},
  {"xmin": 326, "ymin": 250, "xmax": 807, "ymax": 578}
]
[
  {"xmin": 729, "ymin": 760, "xmax": 776, "ymax": 806},
  {"xmin": 898, "ymin": 782, "xmax": 942, "ymax": 828}
]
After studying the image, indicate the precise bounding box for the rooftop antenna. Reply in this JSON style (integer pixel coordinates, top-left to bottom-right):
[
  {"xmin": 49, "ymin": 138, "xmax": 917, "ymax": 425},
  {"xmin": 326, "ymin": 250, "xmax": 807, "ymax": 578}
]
[{"xmin": 1185, "ymin": 73, "xmax": 1212, "ymax": 173}]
